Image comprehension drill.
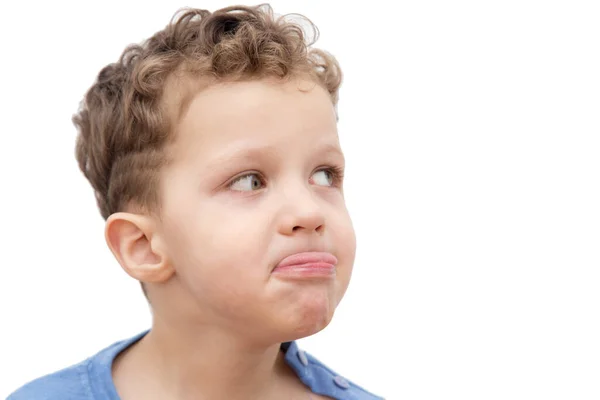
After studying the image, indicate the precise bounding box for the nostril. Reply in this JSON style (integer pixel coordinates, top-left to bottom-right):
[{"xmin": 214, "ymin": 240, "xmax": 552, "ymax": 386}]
[{"xmin": 290, "ymin": 223, "xmax": 324, "ymax": 233}]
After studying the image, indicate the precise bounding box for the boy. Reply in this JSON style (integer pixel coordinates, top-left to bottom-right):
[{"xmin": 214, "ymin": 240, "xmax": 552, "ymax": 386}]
[{"xmin": 9, "ymin": 4, "xmax": 383, "ymax": 400}]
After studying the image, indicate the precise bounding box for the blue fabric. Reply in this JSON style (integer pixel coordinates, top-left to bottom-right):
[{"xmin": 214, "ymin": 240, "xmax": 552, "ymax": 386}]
[{"xmin": 8, "ymin": 330, "xmax": 383, "ymax": 400}]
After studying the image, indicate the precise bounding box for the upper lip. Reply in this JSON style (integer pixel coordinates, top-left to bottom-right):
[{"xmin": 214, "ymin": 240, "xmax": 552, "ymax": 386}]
[{"xmin": 275, "ymin": 251, "xmax": 338, "ymax": 269}]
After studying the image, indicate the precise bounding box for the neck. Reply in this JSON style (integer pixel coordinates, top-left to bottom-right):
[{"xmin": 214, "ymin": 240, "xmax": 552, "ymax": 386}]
[{"xmin": 112, "ymin": 316, "xmax": 299, "ymax": 400}]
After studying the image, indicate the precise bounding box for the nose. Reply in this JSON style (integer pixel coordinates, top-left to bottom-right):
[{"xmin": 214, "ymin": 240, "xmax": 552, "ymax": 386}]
[{"xmin": 277, "ymin": 186, "xmax": 326, "ymax": 236}]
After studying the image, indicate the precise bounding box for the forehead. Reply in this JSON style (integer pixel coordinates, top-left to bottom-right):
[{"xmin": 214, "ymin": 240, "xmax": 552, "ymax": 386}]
[{"xmin": 166, "ymin": 77, "xmax": 340, "ymax": 163}]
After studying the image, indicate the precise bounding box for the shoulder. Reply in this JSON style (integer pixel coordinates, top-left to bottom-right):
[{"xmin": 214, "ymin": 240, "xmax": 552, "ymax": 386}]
[
  {"xmin": 7, "ymin": 359, "xmax": 93, "ymax": 400},
  {"xmin": 283, "ymin": 341, "xmax": 385, "ymax": 400},
  {"xmin": 7, "ymin": 330, "xmax": 148, "ymax": 400}
]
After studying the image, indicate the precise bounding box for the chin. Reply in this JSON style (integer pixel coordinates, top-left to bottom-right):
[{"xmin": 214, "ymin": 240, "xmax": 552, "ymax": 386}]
[
  {"xmin": 293, "ymin": 315, "xmax": 333, "ymax": 339},
  {"xmin": 286, "ymin": 296, "xmax": 336, "ymax": 340}
]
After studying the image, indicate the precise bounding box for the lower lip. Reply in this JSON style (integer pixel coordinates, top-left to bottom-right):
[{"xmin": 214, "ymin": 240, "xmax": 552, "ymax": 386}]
[{"xmin": 272, "ymin": 262, "xmax": 336, "ymax": 279}]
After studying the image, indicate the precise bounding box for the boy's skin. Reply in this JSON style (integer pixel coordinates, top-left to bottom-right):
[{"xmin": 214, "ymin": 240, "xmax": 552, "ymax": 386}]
[{"xmin": 105, "ymin": 76, "xmax": 356, "ymax": 399}]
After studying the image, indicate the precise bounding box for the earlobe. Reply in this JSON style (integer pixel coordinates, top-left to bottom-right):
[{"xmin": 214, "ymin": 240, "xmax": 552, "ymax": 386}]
[{"xmin": 104, "ymin": 212, "xmax": 175, "ymax": 284}]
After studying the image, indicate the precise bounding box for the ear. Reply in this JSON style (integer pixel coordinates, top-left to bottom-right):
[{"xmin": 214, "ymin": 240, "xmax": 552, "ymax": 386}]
[{"xmin": 104, "ymin": 212, "xmax": 175, "ymax": 284}]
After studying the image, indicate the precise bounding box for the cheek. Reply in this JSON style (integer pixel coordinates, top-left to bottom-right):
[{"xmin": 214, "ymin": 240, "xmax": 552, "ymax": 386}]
[
  {"xmin": 162, "ymin": 203, "xmax": 269, "ymax": 301},
  {"xmin": 337, "ymin": 211, "xmax": 357, "ymax": 264},
  {"xmin": 332, "ymin": 213, "xmax": 356, "ymax": 300}
]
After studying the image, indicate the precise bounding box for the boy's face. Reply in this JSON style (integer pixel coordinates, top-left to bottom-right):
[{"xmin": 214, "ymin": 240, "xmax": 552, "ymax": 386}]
[{"xmin": 156, "ymin": 77, "xmax": 355, "ymax": 342}]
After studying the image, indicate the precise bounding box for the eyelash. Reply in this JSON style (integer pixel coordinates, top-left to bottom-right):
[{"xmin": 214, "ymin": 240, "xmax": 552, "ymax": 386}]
[
  {"xmin": 228, "ymin": 165, "xmax": 345, "ymax": 190},
  {"xmin": 319, "ymin": 165, "xmax": 345, "ymax": 187}
]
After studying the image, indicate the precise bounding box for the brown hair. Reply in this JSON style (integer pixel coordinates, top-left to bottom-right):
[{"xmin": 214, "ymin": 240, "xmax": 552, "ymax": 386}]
[
  {"xmin": 73, "ymin": 4, "xmax": 342, "ymax": 298},
  {"xmin": 74, "ymin": 3, "xmax": 342, "ymax": 220}
]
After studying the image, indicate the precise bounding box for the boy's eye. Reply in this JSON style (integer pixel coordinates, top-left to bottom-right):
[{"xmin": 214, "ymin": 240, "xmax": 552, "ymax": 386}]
[
  {"xmin": 311, "ymin": 169, "xmax": 334, "ymax": 187},
  {"xmin": 229, "ymin": 173, "xmax": 265, "ymax": 192},
  {"xmin": 228, "ymin": 167, "xmax": 342, "ymax": 192},
  {"xmin": 312, "ymin": 166, "xmax": 344, "ymax": 187}
]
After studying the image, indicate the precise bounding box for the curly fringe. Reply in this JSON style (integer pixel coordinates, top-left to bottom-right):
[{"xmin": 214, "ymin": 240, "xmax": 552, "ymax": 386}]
[{"xmin": 74, "ymin": 3, "xmax": 342, "ymax": 219}]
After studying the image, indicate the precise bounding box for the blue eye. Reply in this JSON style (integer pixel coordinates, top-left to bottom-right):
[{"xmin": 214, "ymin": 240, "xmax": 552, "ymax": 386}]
[
  {"xmin": 229, "ymin": 173, "xmax": 265, "ymax": 192},
  {"xmin": 312, "ymin": 166, "xmax": 344, "ymax": 187},
  {"xmin": 312, "ymin": 169, "xmax": 334, "ymax": 186},
  {"xmin": 227, "ymin": 166, "xmax": 344, "ymax": 192}
]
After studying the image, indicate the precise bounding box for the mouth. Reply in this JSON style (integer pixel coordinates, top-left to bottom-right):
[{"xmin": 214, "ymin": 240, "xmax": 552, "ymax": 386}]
[{"xmin": 272, "ymin": 251, "xmax": 337, "ymax": 279}]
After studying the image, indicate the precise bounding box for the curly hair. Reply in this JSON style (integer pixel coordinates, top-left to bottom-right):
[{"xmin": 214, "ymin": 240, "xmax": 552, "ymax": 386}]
[{"xmin": 73, "ymin": 4, "xmax": 342, "ymax": 224}]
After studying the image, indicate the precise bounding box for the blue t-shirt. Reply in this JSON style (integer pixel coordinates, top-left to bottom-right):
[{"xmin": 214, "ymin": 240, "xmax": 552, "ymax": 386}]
[{"xmin": 8, "ymin": 330, "xmax": 383, "ymax": 399}]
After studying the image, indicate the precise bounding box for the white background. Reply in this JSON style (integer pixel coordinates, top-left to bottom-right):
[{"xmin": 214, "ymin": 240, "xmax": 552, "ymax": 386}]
[{"xmin": 1, "ymin": 1, "xmax": 599, "ymax": 399}]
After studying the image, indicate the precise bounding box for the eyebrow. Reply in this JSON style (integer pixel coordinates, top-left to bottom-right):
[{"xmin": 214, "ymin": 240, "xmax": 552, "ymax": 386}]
[
  {"xmin": 203, "ymin": 144, "xmax": 279, "ymax": 172},
  {"xmin": 317, "ymin": 143, "xmax": 345, "ymax": 161},
  {"xmin": 204, "ymin": 142, "xmax": 345, "ymax": 172}
]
